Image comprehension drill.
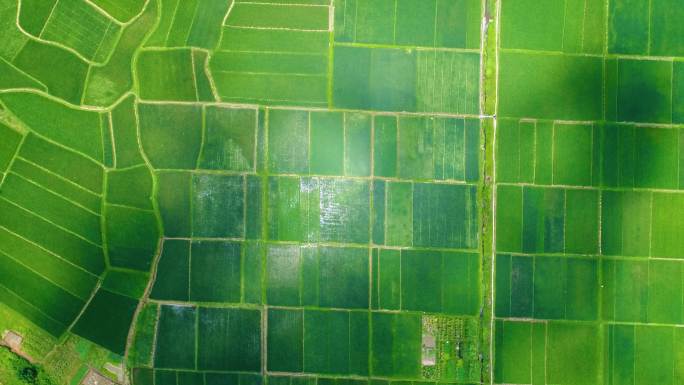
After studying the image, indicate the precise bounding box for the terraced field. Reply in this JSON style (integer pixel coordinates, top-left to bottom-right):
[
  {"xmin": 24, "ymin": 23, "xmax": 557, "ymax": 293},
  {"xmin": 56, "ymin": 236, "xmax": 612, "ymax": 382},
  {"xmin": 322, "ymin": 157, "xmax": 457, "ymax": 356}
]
[{"xmin": 0, "ymin": 1, "xmax": 683, "ymax": 385}]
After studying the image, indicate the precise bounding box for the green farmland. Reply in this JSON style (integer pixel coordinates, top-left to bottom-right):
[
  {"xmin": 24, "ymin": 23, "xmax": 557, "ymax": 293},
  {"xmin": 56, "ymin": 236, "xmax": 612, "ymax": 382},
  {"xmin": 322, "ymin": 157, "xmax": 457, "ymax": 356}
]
[{"xmin": 0, "ymin": 0, "xmax": 683, "ymax": 384}]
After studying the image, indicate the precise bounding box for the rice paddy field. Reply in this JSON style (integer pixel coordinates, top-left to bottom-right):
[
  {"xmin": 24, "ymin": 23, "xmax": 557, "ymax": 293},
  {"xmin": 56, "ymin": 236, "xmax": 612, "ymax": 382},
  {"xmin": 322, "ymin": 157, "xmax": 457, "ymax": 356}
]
[{"xmin": 0, "ymin": 0, "xmax": 683, "ymax": 385}]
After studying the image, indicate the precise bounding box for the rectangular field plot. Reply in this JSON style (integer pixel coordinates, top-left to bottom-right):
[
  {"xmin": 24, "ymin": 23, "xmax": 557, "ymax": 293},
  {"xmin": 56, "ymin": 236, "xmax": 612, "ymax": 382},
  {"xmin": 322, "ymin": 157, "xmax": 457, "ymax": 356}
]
[
  {"xmin": 152, "ymin": 240, "xmax": 263, "ymax": 304},
  {"xmin": 601, "ymin": 124, "xmax": 683, "ymax": 189},
  {"xmin": 197, "ymin": 307, "xmax": 261, "ymax": 371},
  {"xmin": 333, "ymin": 46, "xmax": 480, "ymax": 114},
  {"xmin": 602, "ymin": 259, "xmax": 684, "ymax": 324},
  {"xmin": 104, "ymin": 204, "xmax": 159, "ymax": 271},
  {"xmin": 140, "ymin": 101, "xmax": 259, "ymax": 170},
  {"xmin": 192, "ymin": 174, "xmax": 245, "ymax": 238},
  {"xmin": 495, "ymin": 255, "xmax": 598, "ymax": 320},
  {"xmin": 500, "ymin": 0, "xmax": 605, "ymax": 53},
  {"xmin": 136, "ymin": 49, "xmax": 214, "ymax": 102},
  {"xmin": 155, "ymin": 171, "xmax": 262, "ymax": 239},
  {"xmin": 138, "ymin": 103, "xmax": 203, "ymax": 169},
  {"xmin": 609, "ymin": 0, "xmax": 684, "ymax": 56},
  {"xmin": 190, "ymin": 241, "xmax": 241, "ymax": 302},
  {"xmin": 303, "ymin": 310, "xmax": 369, "ymax": 375},
  {"xmin": 198, "ymin": 107, "xmax": 257, "ymax": 172},
  {"xmin": 106, "ymin": 166, "xmax": 154, "ymax": 211},
  {"xmin": 496, "ymin": 119, "xmax": 600, "ymax": 186},
  {"xmin": 498, "ymin": 52, "xmax": 603, "ymax": 120},
  {"xmin": 496, "ymin": 185, "xmax": 599, "ymax": 254},
  {"xmin": 377, "ymin": 182, "xmax": 479, "ymax": 248},
  {"xmin": 267, "ymin": 292, "xmax": 483, "ymax": 379},
  {"xmin": 371, "ymin": 116, "xmax": 480, "ymax": 181},
  {"xmin": 265, "ymin": 244, "xmax": 369, "ymax": 308},
  {"xmin": 206, "ymin": 373, "xmax": 262, "ymax": 385},
  {"xmin": 139, "ymin": 371, "xmax": 265, "ymax": 385},
  {"xmin": 267, "ymin": 176, "xmax": 370, "ymax": 243},
  {"xmin": 228, "ymin": 3, "xmax": 329, "ymax": 30},
  {"xmin": 602, "ymin": 191, "xmax": 684, "ymax": 258},
  {"xmin": 371, "ymin": 312, "xmax": 422, "ymax": 378},
  {"xmin": 494, "ymin": 320, "xmax": 601, "ymax": 385},
  {"xmin": 605, "ymin": 324, "xmax": 684, "ymax": 385},
  {"xmin": 212, "ymin": 2, "xmax": 330, "ymax": 107},
  {"xmin": 153, "ymin": 305, "xmax": 262, "ymax": 372},
  {"xmin": 605, "ymin": 58, "xmax": 675, "ymax": 124},
  {"xmin": 266, "ymin": 109, "xmax": 377, "ymax": 178},
  {"xmin": 151, "ymin": 240, "xmax": 190, "ymax": 301},
  {"xmin": 155, "ymin": 305, "xmax": 197, "ymax": 369},
  {"xmin": 268, "ymin": 308, "xmax": 304, "ymax": 372},
  {"xmin": 334, "ymin": 0, "xmax": 481, "ymax": 49},
  {"xmin": 369, "ymin": 249, "xmax": 480, "ymax": 315}
]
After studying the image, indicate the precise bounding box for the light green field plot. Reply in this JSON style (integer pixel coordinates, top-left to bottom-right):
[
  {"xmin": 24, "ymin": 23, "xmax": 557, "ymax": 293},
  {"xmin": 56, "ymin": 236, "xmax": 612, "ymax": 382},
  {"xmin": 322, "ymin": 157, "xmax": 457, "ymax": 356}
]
[
  {"xmin": 500, "ymin": 0, "xmax": 605, "ymax": 53},
  {"xmin": 5, "ymin": 1, "xmax": 684, "ymax": 385},
  {"xmin": 136, "ymin": 49, "xmax": 213, "ymax": 102},
  {"xmin": 144, "ymin": 0, "xmax": 231, "ymax": 49},
  {"xmin": 333, "ymin": 47, "xmax": 480, "ymax": 113},
  {"xmin": 495, "ymin": 320, "xmax": 600, "ymax": 385},
  {"xmin": 334, "ymin": 0, "xmax": 480, "ymax": 49}
]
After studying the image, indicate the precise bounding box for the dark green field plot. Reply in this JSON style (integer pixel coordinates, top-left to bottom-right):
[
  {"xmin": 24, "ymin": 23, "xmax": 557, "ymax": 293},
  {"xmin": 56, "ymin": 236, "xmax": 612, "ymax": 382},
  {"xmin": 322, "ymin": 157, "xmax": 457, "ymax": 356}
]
[
  {"xmin": 496, "ymin": 185, "xmax": 599, "ymax": 255},
  {"xmin": 197, "ymin": 307, "xmax": 261, "ymax": 371},
  {"xmin": 303, "ymin": 310, "xmax": 369, "ymax": 375},
  {"xmin": 495, "ymin": 255, "xmax": 598, "ymax": 320},
  {"xmin": 155, "ymin": 171, "xmax": 261, "ymax": 239},
  {"xmin": 608, "ymin": 0, "xmax": 684, "ymax": 56},
  {"xmin": 72, "ymin": 289, "xmax": 139, "ymax": 355},
  {"xmin": 152, "ymin": 239, "xmax": 262, "ymax": 304},
  {"xmin": 190, "ymin": 241, "xmax": 241, "ymax": 303},
  {"xmin": 498, "ymin": 52, "xmax": 603, "ymax": 120},
  {"xmin": 154, "ymin": 304, "xmax": 262, "ymax": 371}
]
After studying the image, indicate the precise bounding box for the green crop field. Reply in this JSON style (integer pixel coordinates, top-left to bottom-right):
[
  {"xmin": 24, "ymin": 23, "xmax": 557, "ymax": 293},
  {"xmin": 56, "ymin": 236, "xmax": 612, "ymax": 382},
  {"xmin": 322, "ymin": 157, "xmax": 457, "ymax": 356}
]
[{"xmin": 0, "ymin": 0, "xmax": 683, "ymax": 385}]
